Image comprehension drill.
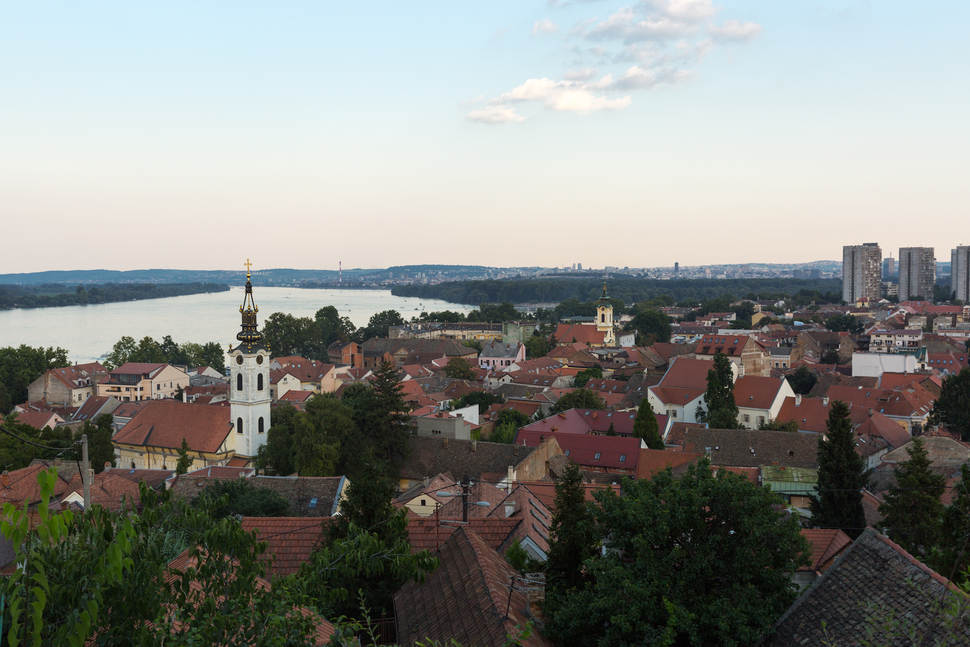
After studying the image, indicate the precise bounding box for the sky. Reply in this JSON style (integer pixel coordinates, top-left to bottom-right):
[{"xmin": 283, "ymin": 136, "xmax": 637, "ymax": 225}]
[{"xmin": 2, "ymin": 1, "xmax": 968, "ymax": 274}]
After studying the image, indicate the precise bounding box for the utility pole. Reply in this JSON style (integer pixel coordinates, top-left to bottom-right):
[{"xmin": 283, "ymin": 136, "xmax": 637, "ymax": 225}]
[
  {"xmin": 81, "ymin": 434, "xmax": 90, "ymax": 509},
  {"xmin": 461, "ymin": 475, "xmax": 470, "ymax": 523}
]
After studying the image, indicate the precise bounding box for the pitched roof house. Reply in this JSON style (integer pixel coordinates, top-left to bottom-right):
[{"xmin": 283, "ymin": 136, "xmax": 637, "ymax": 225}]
[
  {"xmin": 27, "ymin": 362, "xmax": 109, "ymax": 407},
  {"xmin": 393, "ymin": 526, "xmax": 555, "ymax": 647}
]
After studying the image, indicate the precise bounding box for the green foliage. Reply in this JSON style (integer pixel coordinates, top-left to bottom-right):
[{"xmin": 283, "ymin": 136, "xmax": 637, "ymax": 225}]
[
  {"xmin": 175, "ymin": 437, "xmax": 192, "ymax": 475},
  {"xmin": 316, "ymin": 305, "xmax": 357, "ymax": 348},
  {"xmin": 452, "ymin": 391, "xmax": 504, "ymax": 414},
  {"xmin": 293, "ymin": 395, "xmax": 351, "ymax": 477},
  {"xmin": 524, "ymin": 333, "xmax": 550, "ymax": 359},
  {"xmin": 392, "ymin": 278, "xmax": 843, "ymax": 311},
  {"xmin": 878, "ymin": 436, "xmax": 947, "ymax": 556},
  {"xmin": 824, "ymin": 314, "xmax": 863, "ymax": 334},
  {"xmin": 930, "ymin": 463, "xmax": 970, "ymax": 586},
  {"xmin": 626, "ymin": 309, "xmax": 672, "ymax": 345},
  {"xmin": 633, "ymin": 401, "xmax": 664, "ymax": 449},
  {"xmin": 0, "ymin": 414, "xmax": 76, "ymax": 470},
  {"xmin": 0, "ymin": 282, "xmax": 228, "ymax": 311},
  {"xmin": 497, "ymin": 408, "xmax": 531, "ymax": 431},
  {"xmin": 442, "ymin": 357, "xmax": 475, "ymax": 380},
  {"xmin": 77, "ymin": 414, "xmax": 116, "ymax": 474},
  {"xmin": 257, "ymin": 402, "xmax": 301, "ymax": 476},
  {"xmin": 489, "ymin": 421, "xmax": 518, "ymax": 444},
  {"xmin": 786, "ymin": 365, "xmax": 818, "ymax": 395},
  {"xmin": 759, "ymin": 418, "xmax": 800, "ymax": 432},
  {"xmin": 699, "ymin": 353, "xmax": 742, "ymax": 429},
  {"xmin": 504, "ymin": 537, "xmax": 529, "ymax": 573},
  {"xmin": 550, "ymin": 388, "xmax": 606, "ymax": 415},
  {"xmin": 356, "ymin": 309, "xmax": 405, "ymax": 341},
  {"xmin": 347, "ymin": 360, "xmax": 413, "ymax": 469},
  {"xmin": 465, "ymin": 301, "xmax": 519, "ymax": 323},
  {"xmin": 546, "ymin": 459, "xmax": 810, "ymax": 647},
  {"xmin": 810, "ymin": 400, "xmax": 870, "ymax": 538},
  {"xmin": 102, "ymin": 335, "xmax": 226, "ymax": 372},
  {"xmin": 0, "ymin": 344, "xmax": 71, "ymax": 413},
  {"xmin": 928, "ymin": 367, "xmax": 970, "ymax": 441},
  {"xmin": 545, "ymin": 461, "xmax": 596, "ymax": 600},
  {"xmin": 461, "ymin": 339, "xmax": 484, "ymax": 354},
  {"xmin": 261, "ymin": 312, "xmax": 324, "ymax": 359},
  {"xmin": 573, "ymin": 366, "xmax": 603, "ymax": 388},
  {"xmin": 190, "ymin": 478, "xmax": 291, "ymax": 519}
]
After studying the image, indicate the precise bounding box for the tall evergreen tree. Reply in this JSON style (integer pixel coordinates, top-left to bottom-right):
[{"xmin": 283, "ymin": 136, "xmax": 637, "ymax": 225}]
[
  {"xmin": 701, "ymin": 352, "xmax": 742, "ymax": 429},
  {"xmin": 879, "ymin": 436, "xmax": 946, "ymax": 556},
  {"xmin": 931, "ymin": 463, "xmax": 970, "ymax": 586},
  {"xmin": 175, "ymin": 438, "xmax": 192, "ymax": 475},
  {"xmin": 545, "ymin": 461, "xmax": 597, "ymax": 599},
  {"xmin": 367, "ymin": 359, "xmax": 413, "ymax": 466},
  {"xmin": 928, "ymin": 367, "xmax": 970, "ymax": 440},
  {"xmin": 632, "ymin": 401, "xmax": 664, "ymax": 449},
  {"xmin": 810, "ymin": 400, "xmax": 870, "ymax": 538}
]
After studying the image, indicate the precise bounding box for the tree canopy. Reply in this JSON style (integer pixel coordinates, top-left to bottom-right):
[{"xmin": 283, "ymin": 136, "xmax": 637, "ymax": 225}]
[
  {"xmin": 546, "ymin": 459, "xmax": 809, "ymax": 647},
  {"xmin": 442, "ymin": 357, "xmax": 475, "ymax": 380},
  {"xmin": 810, "ymin": 400, "xmax": 870, "ymax": 538},
  {"xmin": 878, "ymin": 436, "xmax": 947, "ymax": 557},
  {"xmin": 626, "ymin": 309, "xmax": 672, "ymax": 345},
  {"xmin": 928, "ymin": 367, "xmax": 970, "ymax": 441},
  {"xmin": 102, "ymin": 335, "xmax": 225, "ymax": 373},
  {"xmin": 699, "ymin": 353, "xmax": 742, "ymax": 429},
  {"xmin": 633, "ymin": 401, "xmax": 664, "ymax": 449},
  {"xmin": 785, "ymin": 365, "xmax": 818, "ymax": 395},
  {"xmin": 550, "ymin": 388, "xmax": 606, "ymax": 415},
  {"xmin": 0, "ymin": 344, "xmax": 70, "ymax": 413}
]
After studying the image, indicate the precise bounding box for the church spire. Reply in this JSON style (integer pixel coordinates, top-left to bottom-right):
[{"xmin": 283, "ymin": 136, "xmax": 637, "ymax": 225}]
[{"xmin": 236, "ymin": 259, "xmax": 263, "ymax": 349}]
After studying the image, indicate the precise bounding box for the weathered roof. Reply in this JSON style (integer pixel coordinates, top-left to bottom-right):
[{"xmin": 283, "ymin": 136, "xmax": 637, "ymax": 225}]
[
  {"xmin": 240, "ymin": 516, "xmax": 327, "ymax": 577},
  {"xmin": 253, "ymin": 475, "xmax": 346, "ymax": 517},
  {"xmin": 0, "ymin": 463, "xmax": 72, "ymax": 508},
  {"xmin": 765, "ymin": 528, "xmax": 969, "ymax": 646},
  {"xmin": 480, "ymin": 341, "xmax": 523, "ymax": 359},
  {"xmin": 406, "ymin": 517, "xmax": 519, "ymax": 554},
  {"xmin": 518, "ymin": 408, "xmax": 640, "ymax": 437},
  {"xmin": 881, "ymin": 435, "xmax": 970, "ymax": 468},
  {"xmin": 665, "ymin": 424, "xmax": 820, "ymax": 469},
  {"xmin": 799, "ymin": 529, "xmax": 852, "ymax": 572},
  {"xmin": 393, "ymin": 526, "xmax": 554, "ymax": 647},
  {"xmin": 112, "ymin": 400, "xmax": 232, "ymax": 454},
  {"xmin": 400, "ymin": 437, "xmax": 536, "ymax": 482},
  {"xmin": 733, "ymin": 375, "xmax": 787, "ymax": 410}
]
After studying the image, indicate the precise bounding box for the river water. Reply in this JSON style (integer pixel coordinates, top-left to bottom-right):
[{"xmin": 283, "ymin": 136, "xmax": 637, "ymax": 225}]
[{"xmin": 0, "ymin": 287, "xmax": 475, "ymax": 363}]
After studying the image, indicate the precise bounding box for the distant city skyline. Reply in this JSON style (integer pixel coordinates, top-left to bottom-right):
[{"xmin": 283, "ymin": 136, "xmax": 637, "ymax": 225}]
[{"xmin": 2, "ymin": 1, "xmax": 968, "ymax": 273}]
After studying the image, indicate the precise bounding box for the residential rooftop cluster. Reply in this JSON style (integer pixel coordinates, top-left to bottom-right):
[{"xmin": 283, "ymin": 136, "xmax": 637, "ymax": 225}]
[{"xmin": 3, "ymin": 266, "xmax": 969, "ymax": 646}]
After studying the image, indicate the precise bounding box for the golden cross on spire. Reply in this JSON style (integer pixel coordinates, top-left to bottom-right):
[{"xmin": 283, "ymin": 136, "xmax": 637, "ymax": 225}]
[{"xmin": 244, "ymin": 258, "xmax": 253, "ymax": 277}]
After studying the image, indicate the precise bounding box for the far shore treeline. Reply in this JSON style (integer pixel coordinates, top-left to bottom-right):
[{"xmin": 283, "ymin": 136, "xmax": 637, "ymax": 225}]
[
  {"xmin": 391, "ymin": 277, "xmax": 843, "ymax": 306},
  {"xmin": 0, "ymin": 282, "xmax": 230, "ymax": 310}
]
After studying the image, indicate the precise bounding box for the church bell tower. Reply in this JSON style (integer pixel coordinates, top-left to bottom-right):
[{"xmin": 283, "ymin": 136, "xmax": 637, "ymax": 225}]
[
  {"xmin": 596, "ymin": 282, "xmax": 615, "ymax": 345},
  {"xmin": 229, "ymin": 260, "xmax": 271, "ymax": 459}
]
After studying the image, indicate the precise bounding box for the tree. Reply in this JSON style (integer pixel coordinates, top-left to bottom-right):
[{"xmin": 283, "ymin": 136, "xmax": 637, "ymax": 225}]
[
  {"xmin": 496, "ymin": 407, "xmax": 531, "ymax": 431},
  {"xmin": 930, "ymin": 463, "xmax": 970, "ymax": 587},
  {"xmin": 489, "ymin": 421, "xmax": 518, "ymax": 444},
  {"xmin": 573, "ymin": 366, "xmax": 603, "ymax": 388},
  {"xmin": 633, "ymin": 401, "xmax": 664, "ymax": 449},
  {"xmin": 546, "ymin": 459, "xmax": 809, "ymax": 647},
  {"xmin": 1, "ymin": 413, "xmax": 75, "ymax": 470},
  {"xmin": 550, "ymin": 388, "xmax": 606, "ymax": 415},
  {"xmin": 315, "ymin": 305, "xmax": 356, "ymax": 348},
  {"xmin": 190, "ymin": 478, "xmax": 291, "ymax": 518},
  {"xmin": 699, "ymin": 353, "xmax": 742, "ymax": 429},
  {"xmin": 356, "ymin": 309, "xmax": 405, "ymax": 341},
  {"xmin": 928, "ymin": 367, "xmax": 970, "ymax": 441},
  {"xmin": 442, "ymin": 357, "xmax": 475, "ymax": 380},
  {"xmin": 461, "ymin": 339, "xmax": 484, "ymax": 354},
  {"xmin": 785, "ymin": 365, "xmax": 817, "ymax": 395},
  {"xmin": 0, "ymin": 344, "xmax": 71, "ymax": 408},
  {"xmin": 810, "ymin": 400, "xmax": 870, "ymax": 539},
  {"xmin": 759, "ymin": 418, "xmax": 800, "ymax": 432},
  {"xmin": 626, "ymin": 309, "xmax": 672, "ymax": 345},
  {"xmin": 261, "ymin": 312, "xmax": 323, "ymax": 359},
  {"xmin": 525, "ymin": 333, "xmax": 550, "ymax": 359},
  {"xmin": 293, "ymin": 395, "xmax": 346, "ymax": 477},
  {"xmin": 78, "ymin": 413, "xmax": 116, "ymax": 473},
  {"xmin": 176, "ymin": 437, "xmax": 193, "ymax": 475},
  {"xmin": 544, "ymin": 461, "xmax": 597, "ymax": 599},
  {"xmin": 605, "ymin": 422, "xmax": 616, "ymax": 436},
  {"xmin": 824, "ymin": 314, "xmax": 863, "ymax": 334},
  {"xmin": 348, "ymin": 360, "xmax": 413, "ymax": 469},
  {"xmin": 257, "ymin": 402, "xmax": 301, "ymax": 476},
  {"xmin": 879, "ymin": 436, "xmax": 947, "ymax": 556},
  {"xmin": 452, "ymin": 391, "xmax": 504, "ymax": 414}
]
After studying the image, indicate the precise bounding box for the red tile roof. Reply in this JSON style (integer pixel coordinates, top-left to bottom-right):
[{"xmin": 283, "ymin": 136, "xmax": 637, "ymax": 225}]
[
  {"xmin": 407, "ymin": 517, "xmax": 519, "ymax": 554},
  {"xmin": 44, "ymin": 363, "xmax": 108, "ymax": 389},
  {"xmin": 552, "ymin": 324, "xmax": 607, "ymax": 347},
  {"xmin": 635, "ymin": 449, "xmax": 705, "ymax": 480},
  {"xmin": 800, "ymin": 529, "xmax": 853, "ymax": 572},
  {"xmin": 112, "ymin": 400, "xmax": 232, "ymax": 453},
  {"xmin": 393, "ymin": 526, "xmax": 554, "ymax": 647},
  {"xmin": 0, "ymin": 463, "xmax": 72, "ymax": 508},
  {"xmin": 240, "ymin": 517, "xmax": 327, "ymax": 577},
  {"xmin": 73, "ymin": 395, "xmax": 114, "ymax": 422},
  {"xmin": 515, "ymin": 432, "xmax": 642, "ymax": 472},
  {"xmin": 62, "ymin": 472, "xmax": 142, "ymax": 511},
  {"xmin": 733, "ymin": 375, "xmax": 787, "ymax": 410},
  {"xmin": 518, "ymin": 408, "xmax": 639, "ymax": 437},
  {"xmin": 11, "ymin": 410, "xmax": 62, "ymax": 430}
]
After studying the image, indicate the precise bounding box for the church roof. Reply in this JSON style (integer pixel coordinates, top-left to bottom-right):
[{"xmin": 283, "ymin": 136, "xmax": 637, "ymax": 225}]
[{"xmin": 113, "ymin": 400, "xmax": 232, "ymax": 454}]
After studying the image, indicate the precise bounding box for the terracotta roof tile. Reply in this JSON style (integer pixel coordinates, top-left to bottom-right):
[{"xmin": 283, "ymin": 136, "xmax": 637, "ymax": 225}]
[
  {"xmin": 240, "ymin": 517, "xmax": 327, "ymax": 577},
  {"xmin": 112, "ymin": 400, "xmax": 232, "ymax": 453}
]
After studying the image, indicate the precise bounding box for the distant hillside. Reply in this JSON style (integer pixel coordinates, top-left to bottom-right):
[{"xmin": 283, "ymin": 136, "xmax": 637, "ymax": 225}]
[
  {"xmin": 0, "ymin": 282, "xmax": 230, "ymax": 310},
  {"xmin": 392, "ymin": 277, "xmax": 843, "ymax": 306}
]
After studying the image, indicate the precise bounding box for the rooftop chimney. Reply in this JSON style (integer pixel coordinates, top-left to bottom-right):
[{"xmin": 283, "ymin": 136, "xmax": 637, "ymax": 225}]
[
  {"xmin": 471, "ymin": 440, "xmax": 477, "ymax": 452},
  {"xmin": 822, "ymin": 395, "xmax": 829, "ymax": 406},
  {"xmin": 795, "ymin": 394, "xmax": 802, "ymax": 407}
]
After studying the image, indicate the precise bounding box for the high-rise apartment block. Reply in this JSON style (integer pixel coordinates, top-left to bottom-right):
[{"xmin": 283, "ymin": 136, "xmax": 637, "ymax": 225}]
[
  {"xmin": 953, "ymin": 246, "xmax": 970, "ymax": 302},
  {"xmin": 842, "ymin": 243, "xmax": 882, "ymax": 303},
  {"xmin": 898, "ymin": 247, "xmax": 936, "ymax": 301}
]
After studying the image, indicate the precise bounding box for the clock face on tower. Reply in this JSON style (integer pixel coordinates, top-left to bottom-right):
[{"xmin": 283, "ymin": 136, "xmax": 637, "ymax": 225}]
[
  {"xmin": 236, "ymin": 356, "xmax": 244, "ymax": 365},
  {"xmin": 256, "ymin": 355, "xmax": 263, "ymax": 365}
]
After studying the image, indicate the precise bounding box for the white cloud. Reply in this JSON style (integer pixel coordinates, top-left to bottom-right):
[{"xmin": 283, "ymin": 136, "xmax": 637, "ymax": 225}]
[
  {"xmin": 587, "ymin": 7, "xmax": 699, "ymax": 43},
  {"xmin": 613, "ymin": 65, "xmax": 692, "ymax": 89},
  {"xmin": 493, "ymin": 76, "xmax": 631, "ymax": 114},
  {"xmin": 709, "ymin": 19, "xmax": 763, "ymax": 41},
  {"xmin": 533, "ymin": 18, "xmax": 559, "ymax": 35},
  {"xmin": 466, "ymin": 105, "xmax": 525, "ymax": 125},
  {"xmin": 643, "ymin": 0, "xmax": 717, "ymax": 24},
  {"xmin": 563, "ymin": 67, "xmax": 599, "ymax": 81}
]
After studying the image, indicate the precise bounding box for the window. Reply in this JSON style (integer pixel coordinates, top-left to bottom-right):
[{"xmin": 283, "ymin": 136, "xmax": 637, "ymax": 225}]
[
  {"xmin": 744, "ymin": 414, "xmax": 750, "ymax": 422},
  {"xmin": 237, "ymin": 417, "xmax": 243, "ymax": 434},
  {"xmin": 758, "ymin": 416, "xmax": 765, "ymax": 426},
  {"xmin": 131, "ymin": 462, "xmax": 136, "ymax": 469},
  {"xmin": 257, "ymin": 373, "xmax": 264, "ymax": 391},
  {"xmin": 601, "ymin": 313, "xmax": 606, "ymax": 323},
  {"xmin": 564, "ymin": 449, "xmax": 570, "ymax": 456},
  {"xmin": 420, "ymin": 499, "xmax": 426, "ymax": 506},
  {"xmin": 156, "ymin": 384, "xmax": 160, "ymax": 391},
  {"xmin": 670, "ymin": 410, "xmax": 677, "ymax": 418},
  {"xmin": 237, "ymin": 374, "xmax": 243, "ymax": 391},
  {"xmin": 619, "ymin": 454, "xmax": 626, "ymax": 462},
  {"xmin": 258, "ymin": 417, "xmax": 265, "ymax": 434},
  {"xmin": 594, "ymin": 452, "xmax": 601, "ymax": 460}
]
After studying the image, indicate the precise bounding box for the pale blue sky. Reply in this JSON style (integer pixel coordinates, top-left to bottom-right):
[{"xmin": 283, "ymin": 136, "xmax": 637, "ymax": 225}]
[{"xmin": 2, "ymin": 1, "xmax": 967, "ymax": 273}]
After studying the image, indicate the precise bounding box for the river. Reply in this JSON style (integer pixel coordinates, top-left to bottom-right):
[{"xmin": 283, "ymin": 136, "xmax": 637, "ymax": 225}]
[{"xmin": 0, "ymin": 287, "xmax": 476, "ymax": 363}]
